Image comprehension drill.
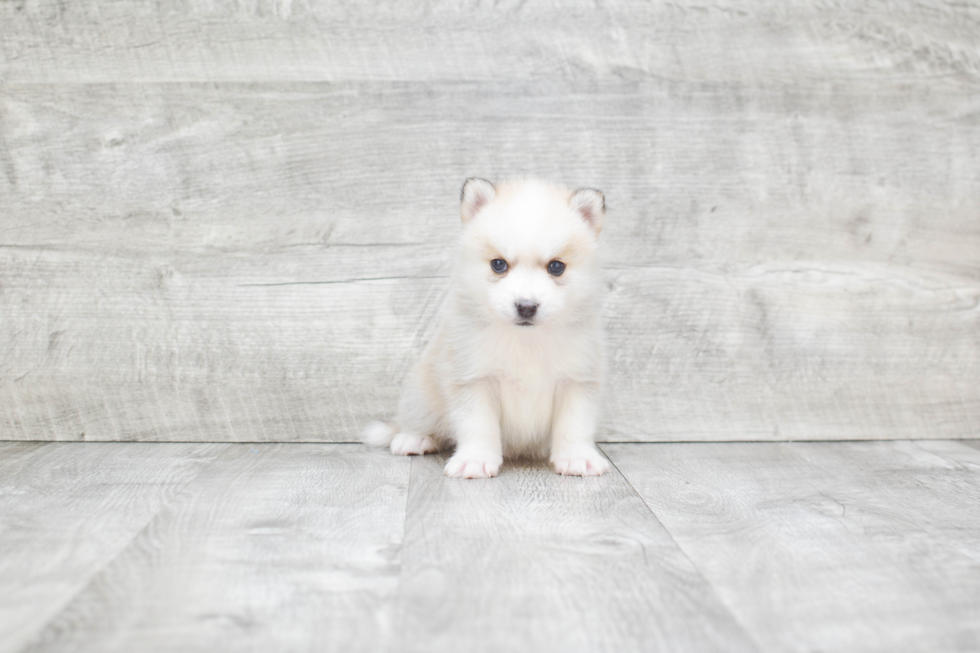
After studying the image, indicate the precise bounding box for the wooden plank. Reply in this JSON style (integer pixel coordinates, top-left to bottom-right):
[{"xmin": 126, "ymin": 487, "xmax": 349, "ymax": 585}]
[
  {"xmin": 0, "ymin": 441, "xmax": 53, "ymax": 473},
  {"xmin": 2, "ymin": 2, "xmax": 979, "ymax": 83},
  {"xmin": 1, "ymin": 252, "xmax": 976, "ymax": 442},
  {"xmin": 19, "ymin": 444, "xmax": 411, "ymax": 653},
  {"xmin": 392, "ymin": 454, "xmax": 758, "ymax": 653},
  {"xmin": 0, "ymin": 247, "xmax": 447, "ymax": 441},
  {"xmin": 794, "ymin": 440, "xmax": 980, "ymax": 566},
  {"xmin": 1, "ymin": 80, "xmax": 977, "ymax": 442},
  {"xmin": 0, "ymin": 442, "xmax": 226, "ymax": 653},
  {"xmin": 3, "ymin": 81, "xmax": 978, "ymax": 269},
  {"xmin": 603, "ymin": 442, "xmax": 980, "ymax": 653},
  {"xmin": 601, "ymin": 264, "xmax": 980, "ymax": 441}
]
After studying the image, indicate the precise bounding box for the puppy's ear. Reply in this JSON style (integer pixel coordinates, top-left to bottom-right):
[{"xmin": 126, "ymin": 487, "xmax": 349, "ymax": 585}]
[
  {"xmin": 570, "ymin": 187, "xmax": 605, "ymax": 236},
  {"xmin": 460, "ymin": 178, "xmax": 496, "ymax": 224}
]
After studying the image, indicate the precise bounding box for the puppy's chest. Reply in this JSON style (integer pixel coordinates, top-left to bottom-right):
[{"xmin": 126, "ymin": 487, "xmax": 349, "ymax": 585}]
[
  {"xmin": 464, "ymin": 326, "xmax": 595, "ymax": 434},
  {"xmin": 486, "ymin": 342, "xmax": 565, "ymax": 434},
  {"xmin": 481, "ymin": 335, "xmax": 567, "ymax": 387},
  {"xmin": 496, "ymin": 363, "xmax": 556, "ymax": 437}
]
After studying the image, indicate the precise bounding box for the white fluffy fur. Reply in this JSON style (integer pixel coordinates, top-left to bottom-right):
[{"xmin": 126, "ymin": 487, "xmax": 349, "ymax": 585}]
[{"xmin": 363, "ymin": 178, "xmax": 610, "ymax": 479}]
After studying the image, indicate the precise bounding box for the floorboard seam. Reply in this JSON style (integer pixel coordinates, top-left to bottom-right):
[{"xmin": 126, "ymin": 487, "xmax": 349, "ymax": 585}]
[
  {"xmin": 598, "ymin": 444, "xmax": 768, "ymax": 653},
  {"xmin": 13, "ymin": 443, "xmax": 234, "ymax": 653},
  {"xmin": 387, "ymin": 454, "xmax": 417, "ymax": 653}
]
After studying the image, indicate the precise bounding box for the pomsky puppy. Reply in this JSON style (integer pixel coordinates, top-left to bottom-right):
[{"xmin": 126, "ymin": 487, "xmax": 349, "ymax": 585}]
[{"xmin": 363, "ymin": 178, "xmax": 609, "ymax": 479}]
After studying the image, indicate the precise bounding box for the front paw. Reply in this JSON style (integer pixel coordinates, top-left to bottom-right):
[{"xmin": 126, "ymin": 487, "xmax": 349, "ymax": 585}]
[
  {"xmin": 551, "ymin": 445, "xmax": 611, "ymax": 476},
  {"xmin": 390, "ymin": 432, "xmax": 438, "ymax": 456},
  {"xmin": 444, "ymin": 452, "xmax": 502, "ymax": 479}
]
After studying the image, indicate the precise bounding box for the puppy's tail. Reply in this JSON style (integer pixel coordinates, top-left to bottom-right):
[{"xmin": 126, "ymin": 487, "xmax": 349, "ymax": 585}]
[{"xmin": 362, "ymin": 420, "xmax": 398, "ymax": 448}]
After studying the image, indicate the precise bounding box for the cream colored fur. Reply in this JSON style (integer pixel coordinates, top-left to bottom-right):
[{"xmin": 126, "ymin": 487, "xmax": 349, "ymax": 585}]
[{"xmin": 364, "ymin": 178, "xmax": 609, "ymax": 478}]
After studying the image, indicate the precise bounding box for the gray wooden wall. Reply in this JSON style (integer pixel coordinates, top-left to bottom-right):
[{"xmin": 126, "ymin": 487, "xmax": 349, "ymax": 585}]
[{"xmin": 2, "ymin": 1, "xmax": 978, "ymax": 443}]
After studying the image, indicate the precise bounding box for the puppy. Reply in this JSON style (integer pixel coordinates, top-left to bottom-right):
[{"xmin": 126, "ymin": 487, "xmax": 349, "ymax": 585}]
[{"xmin": 364, "ymin": 178, "xmax": 610, "ymax": 479}]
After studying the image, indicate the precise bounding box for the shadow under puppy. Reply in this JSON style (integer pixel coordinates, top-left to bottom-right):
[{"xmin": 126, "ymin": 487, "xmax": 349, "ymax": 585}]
[{"xmin": 364, "ymin": 178, "xmax": 610, "ymax": 479}]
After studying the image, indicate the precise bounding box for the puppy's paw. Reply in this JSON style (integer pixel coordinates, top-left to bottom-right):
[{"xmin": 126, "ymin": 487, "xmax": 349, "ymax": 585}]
[
  {"xmin": 444, "ymin": 453, "xmax": 502, "ymax": 479},
  {"xmin": 551, "ymin": 445, "xmax": 611, "ymax": 476},
  {"xmin": 390, "ymin": 432, "xmax": 438, "ymax": 456}
]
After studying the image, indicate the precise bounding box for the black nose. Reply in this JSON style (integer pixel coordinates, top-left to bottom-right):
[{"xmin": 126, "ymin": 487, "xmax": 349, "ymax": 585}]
[{"xmin": 516, "ymin": 301, "xmax": 538, "ymax": 319}]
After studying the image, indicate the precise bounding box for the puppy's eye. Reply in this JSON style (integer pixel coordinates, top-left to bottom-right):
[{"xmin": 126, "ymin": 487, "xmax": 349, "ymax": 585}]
[
  {"xmin": 490, "ymin": 258, "xmax": 508, "ymax": 274},
  {"xmin": 547, "ymin": 260, "xmax": 566, "ymax": 276}
]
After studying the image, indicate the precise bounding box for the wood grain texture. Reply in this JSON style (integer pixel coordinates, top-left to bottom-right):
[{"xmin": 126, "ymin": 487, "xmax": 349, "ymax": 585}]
[
  {"xmin": 392, "ymin": 453, "xmax": 759, "ymax": 653},
  {"xmin": 2, "ymin": 1, "xmax": 979, "ymax": 442},
  {"xmin": 3, "ymin": 441, "xmax": 980, "ymax": 651},
  {"xmin": 801, "ymin": 439, "xmax": 980, "ymax": 568},
  {"xmin": 0, "ymin": 442, "xmax": 226, "ymax": 653},
  {"xmin": 603, "ymin": 441, "xmax": 980, "ymax": 653},
  {"xmin": 2, "ymin": 78, "xmax": 978, "ymax": 442},
  {"xmin": 19, "ymin": 444, "xmax": 411, "ymax": 653},
  {"xmin": 3, "ymin": 1, "xmax": 979, "ymax": 83}
]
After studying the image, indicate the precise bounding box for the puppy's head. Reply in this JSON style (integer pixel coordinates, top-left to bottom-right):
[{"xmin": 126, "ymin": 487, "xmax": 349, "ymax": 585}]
[{"xmin": 454, "ymin": 178, "xmax": 604, "ymax": 328}]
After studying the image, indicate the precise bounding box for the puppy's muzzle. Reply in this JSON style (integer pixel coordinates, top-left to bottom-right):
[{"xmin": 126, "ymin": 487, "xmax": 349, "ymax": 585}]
[{"xmin": 515, "ymin": 301, "xmax": 538, "ymax": 324}]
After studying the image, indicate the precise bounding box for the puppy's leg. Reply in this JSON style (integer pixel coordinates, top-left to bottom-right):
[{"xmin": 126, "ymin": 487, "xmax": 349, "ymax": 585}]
[
  {"xmin": 550, "ymin": 381, "xmax": 610, "ymax": 476},
  {"xmin": 389, "ymin": 366, "xmax": 439, "ymax": 456},
  {"xmin": 444, "ymin": 382, "xmax": 503, "ymax": 479}
]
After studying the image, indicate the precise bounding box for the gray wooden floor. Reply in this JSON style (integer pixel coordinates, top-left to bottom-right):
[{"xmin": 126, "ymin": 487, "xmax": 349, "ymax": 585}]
[{"xmin": 2, "ymin": 441, "xmax": 978, "ymax": 653}]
